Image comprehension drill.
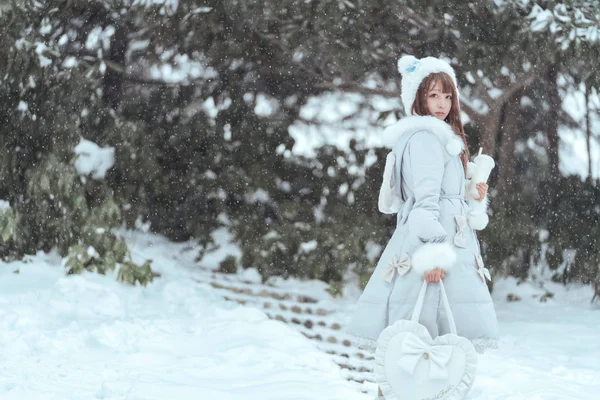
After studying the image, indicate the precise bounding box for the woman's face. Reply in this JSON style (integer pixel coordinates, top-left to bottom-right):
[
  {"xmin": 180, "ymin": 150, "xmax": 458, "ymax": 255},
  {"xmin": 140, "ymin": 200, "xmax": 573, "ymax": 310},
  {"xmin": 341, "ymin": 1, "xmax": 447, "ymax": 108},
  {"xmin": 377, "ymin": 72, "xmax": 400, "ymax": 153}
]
[{"xmin": 426, "ymin": 80, "xmax": 452, "ymax": 120}]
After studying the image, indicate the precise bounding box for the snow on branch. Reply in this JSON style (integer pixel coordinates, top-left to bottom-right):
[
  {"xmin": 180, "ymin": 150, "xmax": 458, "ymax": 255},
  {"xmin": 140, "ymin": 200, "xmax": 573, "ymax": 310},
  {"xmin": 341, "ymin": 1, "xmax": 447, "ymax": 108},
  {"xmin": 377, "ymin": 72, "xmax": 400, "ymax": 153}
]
[
  {"xmin": 74, "ymin": 138, "xmax": 115, "ymax": 180},
  {"xmin": 129, "ymin": 0, "xmax": 179, "ymax": 16},
  {"xmin": 528, "ymin": 3, "xmax": 600, "ymax": 50}
]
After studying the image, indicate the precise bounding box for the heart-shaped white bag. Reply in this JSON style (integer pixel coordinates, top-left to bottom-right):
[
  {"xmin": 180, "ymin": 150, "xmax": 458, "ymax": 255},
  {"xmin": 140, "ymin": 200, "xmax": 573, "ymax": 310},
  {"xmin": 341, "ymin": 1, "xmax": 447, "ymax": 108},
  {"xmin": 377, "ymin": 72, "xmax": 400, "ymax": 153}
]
[{"xmin": 375, "ymin": 280, "xmax": 477, "ymax": 400}]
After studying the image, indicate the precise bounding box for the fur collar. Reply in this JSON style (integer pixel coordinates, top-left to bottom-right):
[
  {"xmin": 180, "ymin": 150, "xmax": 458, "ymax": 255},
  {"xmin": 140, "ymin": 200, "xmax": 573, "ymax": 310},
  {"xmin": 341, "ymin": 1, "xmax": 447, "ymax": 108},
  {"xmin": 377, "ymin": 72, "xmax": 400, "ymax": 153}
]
[{"xmin": 382, "ymin": 115, "xmax": 464, "ymax": 156}]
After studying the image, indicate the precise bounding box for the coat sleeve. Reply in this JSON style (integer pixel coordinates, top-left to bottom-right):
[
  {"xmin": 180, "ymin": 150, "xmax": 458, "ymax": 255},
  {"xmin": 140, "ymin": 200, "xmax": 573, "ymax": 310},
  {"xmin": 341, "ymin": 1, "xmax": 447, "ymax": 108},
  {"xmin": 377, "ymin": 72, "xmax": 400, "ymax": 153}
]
[{"xmin": 400, "ymin": 131, "xmax": 456, "ymax": 274}]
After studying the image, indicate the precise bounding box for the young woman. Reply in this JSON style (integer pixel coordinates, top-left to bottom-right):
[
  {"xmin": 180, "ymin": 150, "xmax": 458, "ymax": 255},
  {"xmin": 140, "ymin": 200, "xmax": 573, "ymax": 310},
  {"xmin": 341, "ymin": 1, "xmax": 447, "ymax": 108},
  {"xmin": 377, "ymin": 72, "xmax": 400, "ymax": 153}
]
[{"xmin": 347, "ymin": 56, "xmax": 499, "ymax": 399}]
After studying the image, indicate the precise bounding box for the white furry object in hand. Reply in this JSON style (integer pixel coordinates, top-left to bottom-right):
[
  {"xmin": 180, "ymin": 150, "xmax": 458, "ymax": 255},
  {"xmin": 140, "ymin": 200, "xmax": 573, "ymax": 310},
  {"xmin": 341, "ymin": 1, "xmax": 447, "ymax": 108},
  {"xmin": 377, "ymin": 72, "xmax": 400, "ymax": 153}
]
[
  {"xmin": 411, "ymin": 242, "xmax": 456, "ymax": 274},
  {"xmin": 467, "ymin": 195, "xmax": 490, "ymax": 230},
  {"xmin": 466, "ymin": 162, "xmax": 476, "ymax": 179}
]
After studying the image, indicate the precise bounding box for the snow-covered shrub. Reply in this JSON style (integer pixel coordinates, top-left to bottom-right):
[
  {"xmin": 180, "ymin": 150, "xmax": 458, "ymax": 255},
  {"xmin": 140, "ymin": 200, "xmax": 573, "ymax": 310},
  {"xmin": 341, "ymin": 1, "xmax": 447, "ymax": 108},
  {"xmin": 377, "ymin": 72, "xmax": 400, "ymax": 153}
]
[
  {"xmin": 481, "ymin": 176, "xmax": 600, "ymax": 288},
  {"xmin": 218, "ymin": 255, "xmax": 238, "ymax": 274}
]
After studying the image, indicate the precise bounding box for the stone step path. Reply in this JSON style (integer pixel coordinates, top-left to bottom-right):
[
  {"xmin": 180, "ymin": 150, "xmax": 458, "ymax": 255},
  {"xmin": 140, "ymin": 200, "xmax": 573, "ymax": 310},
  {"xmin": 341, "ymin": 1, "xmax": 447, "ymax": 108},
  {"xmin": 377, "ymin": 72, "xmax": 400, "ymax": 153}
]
[{"xmin": 196, "ymin": 273, "xmax": 376, "ymax": 390}]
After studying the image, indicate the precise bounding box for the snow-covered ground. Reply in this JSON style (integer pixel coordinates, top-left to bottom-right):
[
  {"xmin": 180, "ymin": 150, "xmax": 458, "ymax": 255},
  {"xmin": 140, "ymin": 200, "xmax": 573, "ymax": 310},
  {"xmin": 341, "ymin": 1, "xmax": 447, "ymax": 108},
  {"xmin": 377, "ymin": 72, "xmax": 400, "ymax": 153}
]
[
  {"xmin": 0, "ymin": 231, "xmax": 599, "ymax": 400},
  {"xmin": 0, "ymin": 234, "xmax": 364, "ymax": 400},
  {"xmin": 472, "ymin": 279, "xmax": 600, "ymax": 400}
]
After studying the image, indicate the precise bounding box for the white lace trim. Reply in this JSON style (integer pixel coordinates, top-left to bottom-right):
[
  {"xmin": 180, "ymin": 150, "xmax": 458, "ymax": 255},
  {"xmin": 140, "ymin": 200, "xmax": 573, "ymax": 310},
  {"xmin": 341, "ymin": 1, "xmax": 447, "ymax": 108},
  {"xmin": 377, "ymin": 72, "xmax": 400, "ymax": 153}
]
[
  {"xmin": 472, "ymin": 338, "xmax": 499, "ymax": 354},
  {"xmin": 346, "ymin": 333, "xmax": 377, "ymax": 352}
]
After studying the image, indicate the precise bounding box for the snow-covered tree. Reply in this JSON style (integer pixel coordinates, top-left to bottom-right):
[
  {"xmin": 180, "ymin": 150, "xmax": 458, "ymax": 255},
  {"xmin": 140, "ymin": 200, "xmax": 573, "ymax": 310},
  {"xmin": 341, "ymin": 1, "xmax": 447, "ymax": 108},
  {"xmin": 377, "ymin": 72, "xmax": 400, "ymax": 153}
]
[
  {"xmin": 0, "ymin": 1, "xmax": 155, "ymax": 285},
  {"xmin": 1, "ymin": 0, "xmax": 598, "ymax": 292}
]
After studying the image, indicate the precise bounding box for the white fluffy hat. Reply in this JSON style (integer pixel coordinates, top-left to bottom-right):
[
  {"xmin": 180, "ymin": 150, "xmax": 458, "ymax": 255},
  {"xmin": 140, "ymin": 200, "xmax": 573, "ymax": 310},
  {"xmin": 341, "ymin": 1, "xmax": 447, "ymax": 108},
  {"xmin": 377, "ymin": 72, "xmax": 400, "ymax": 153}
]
[{"xmin": 397, "ymin": 55, "xmax": 459, "ymax": 115}]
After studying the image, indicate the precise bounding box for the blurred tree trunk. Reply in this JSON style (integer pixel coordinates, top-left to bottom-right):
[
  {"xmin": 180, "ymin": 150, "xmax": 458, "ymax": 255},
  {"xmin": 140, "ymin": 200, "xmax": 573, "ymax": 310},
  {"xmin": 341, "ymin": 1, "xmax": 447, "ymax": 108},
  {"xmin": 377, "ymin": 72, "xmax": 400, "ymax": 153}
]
[
  {"xmin": 546, "ymin": 65, "xmax": 560, "ymax": 177},
  {"xmin": 461, "ymin": 73, "xmax": 535, "ymax": 185},
  {"xmin": 497, "ymin": 88, "xmax": 524, "ymax": 191},
  {"xmin": 103, "ymin": 23, "xmax": 128, "ymax": 109},
  {"xmin": 477, "ymin": 105, "xmax": 502, "ymax": 160},
  {"xmin": 585, "ymin": 82, "xmax": 592, "ymax": 180}
]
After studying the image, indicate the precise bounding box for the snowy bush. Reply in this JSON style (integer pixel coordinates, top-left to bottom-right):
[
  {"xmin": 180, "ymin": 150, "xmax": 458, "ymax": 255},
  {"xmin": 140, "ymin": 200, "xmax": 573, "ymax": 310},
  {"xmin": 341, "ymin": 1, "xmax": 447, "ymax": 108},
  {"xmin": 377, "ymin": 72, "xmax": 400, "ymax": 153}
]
[
  {"xmin": 218, "ymin": 255, "xmax": 238, "ymax": 274},
  {"xmin": 0, "ymin": 1, "xmax": 156, "ymax": 284},
  {"xmin": 481, "ymin": 176, "xmax": 600, "ymax": 286}
]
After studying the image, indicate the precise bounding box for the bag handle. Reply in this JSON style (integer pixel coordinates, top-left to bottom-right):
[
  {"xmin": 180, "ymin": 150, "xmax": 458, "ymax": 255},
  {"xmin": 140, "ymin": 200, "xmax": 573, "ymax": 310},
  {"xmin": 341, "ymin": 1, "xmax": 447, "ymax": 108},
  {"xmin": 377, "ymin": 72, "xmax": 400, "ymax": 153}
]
[{"xmin": 410, "ymin": 280, "xmax": 457, "ymax": 335}]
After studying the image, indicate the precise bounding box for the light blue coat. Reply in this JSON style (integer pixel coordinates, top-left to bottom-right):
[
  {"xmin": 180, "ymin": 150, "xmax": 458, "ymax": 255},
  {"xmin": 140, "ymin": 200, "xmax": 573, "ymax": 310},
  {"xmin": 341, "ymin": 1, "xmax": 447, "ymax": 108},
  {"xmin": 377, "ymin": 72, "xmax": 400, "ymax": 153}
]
[{"xmin": 347, "ymin": 116, "xmax": 499, "ymax": 354}]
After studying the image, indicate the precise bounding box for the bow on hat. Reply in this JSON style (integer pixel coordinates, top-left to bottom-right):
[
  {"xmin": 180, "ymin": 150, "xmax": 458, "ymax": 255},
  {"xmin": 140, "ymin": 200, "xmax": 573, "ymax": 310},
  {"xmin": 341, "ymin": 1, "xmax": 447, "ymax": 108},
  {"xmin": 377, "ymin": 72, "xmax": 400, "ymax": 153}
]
[
  {"xmin": 404, "ymin": 59, "xmax": 421, "ymax": 73},
  {"xmin": 397, "ymin": 335, "xmax": 454, "ymax": 380}
]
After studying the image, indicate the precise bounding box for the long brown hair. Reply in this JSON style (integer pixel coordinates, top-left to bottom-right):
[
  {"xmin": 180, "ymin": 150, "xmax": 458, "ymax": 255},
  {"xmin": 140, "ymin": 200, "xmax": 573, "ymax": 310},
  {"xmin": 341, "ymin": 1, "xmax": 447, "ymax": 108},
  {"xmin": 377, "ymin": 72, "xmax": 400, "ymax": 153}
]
[{"xmin": 411, "ymin": 72, "xmax": 470, "ymax": 174}]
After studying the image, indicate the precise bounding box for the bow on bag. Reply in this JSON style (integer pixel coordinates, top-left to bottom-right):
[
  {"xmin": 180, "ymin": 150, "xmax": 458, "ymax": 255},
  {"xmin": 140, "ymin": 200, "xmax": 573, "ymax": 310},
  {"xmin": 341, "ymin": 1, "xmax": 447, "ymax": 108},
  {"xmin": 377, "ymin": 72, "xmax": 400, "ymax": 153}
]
[
  {"xmin": 383, "ymin": 254, "xmax": 411, "ymax": 282},
  {"xmin": 453, "ymin": 215, "xmax": 469, "ymax": 248},
  {"xmin": 397, "ymin": 335, "xmax": 454, "ymax": 380}
]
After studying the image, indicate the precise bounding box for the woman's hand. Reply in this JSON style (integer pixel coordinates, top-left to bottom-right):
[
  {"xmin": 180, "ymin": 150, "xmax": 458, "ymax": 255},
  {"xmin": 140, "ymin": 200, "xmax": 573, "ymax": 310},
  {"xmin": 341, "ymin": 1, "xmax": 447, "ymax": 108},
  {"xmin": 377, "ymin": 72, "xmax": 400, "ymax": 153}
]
[
  {"xmin": 476, "ymin": 182, "xmax": 488, "ymax": 201},
  {"xmin": 424, "ymin": 268, "xmax": 445, "ymax": 283}
]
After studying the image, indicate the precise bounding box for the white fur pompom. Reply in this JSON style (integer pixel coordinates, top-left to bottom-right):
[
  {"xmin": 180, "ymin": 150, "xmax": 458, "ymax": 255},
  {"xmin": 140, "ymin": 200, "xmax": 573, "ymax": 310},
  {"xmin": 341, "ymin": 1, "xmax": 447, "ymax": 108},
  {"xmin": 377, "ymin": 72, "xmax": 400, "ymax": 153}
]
[
  {"xmin": 411, "ymin": 242, "xmax": 457, "ymax": 275},
  {"xmin": 397, "ymin": 55, "xmax": 419, "ymax": 74},
  {"xmin": 445, "ymin": 139, "xmax": 463, "ymax": 156}
]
